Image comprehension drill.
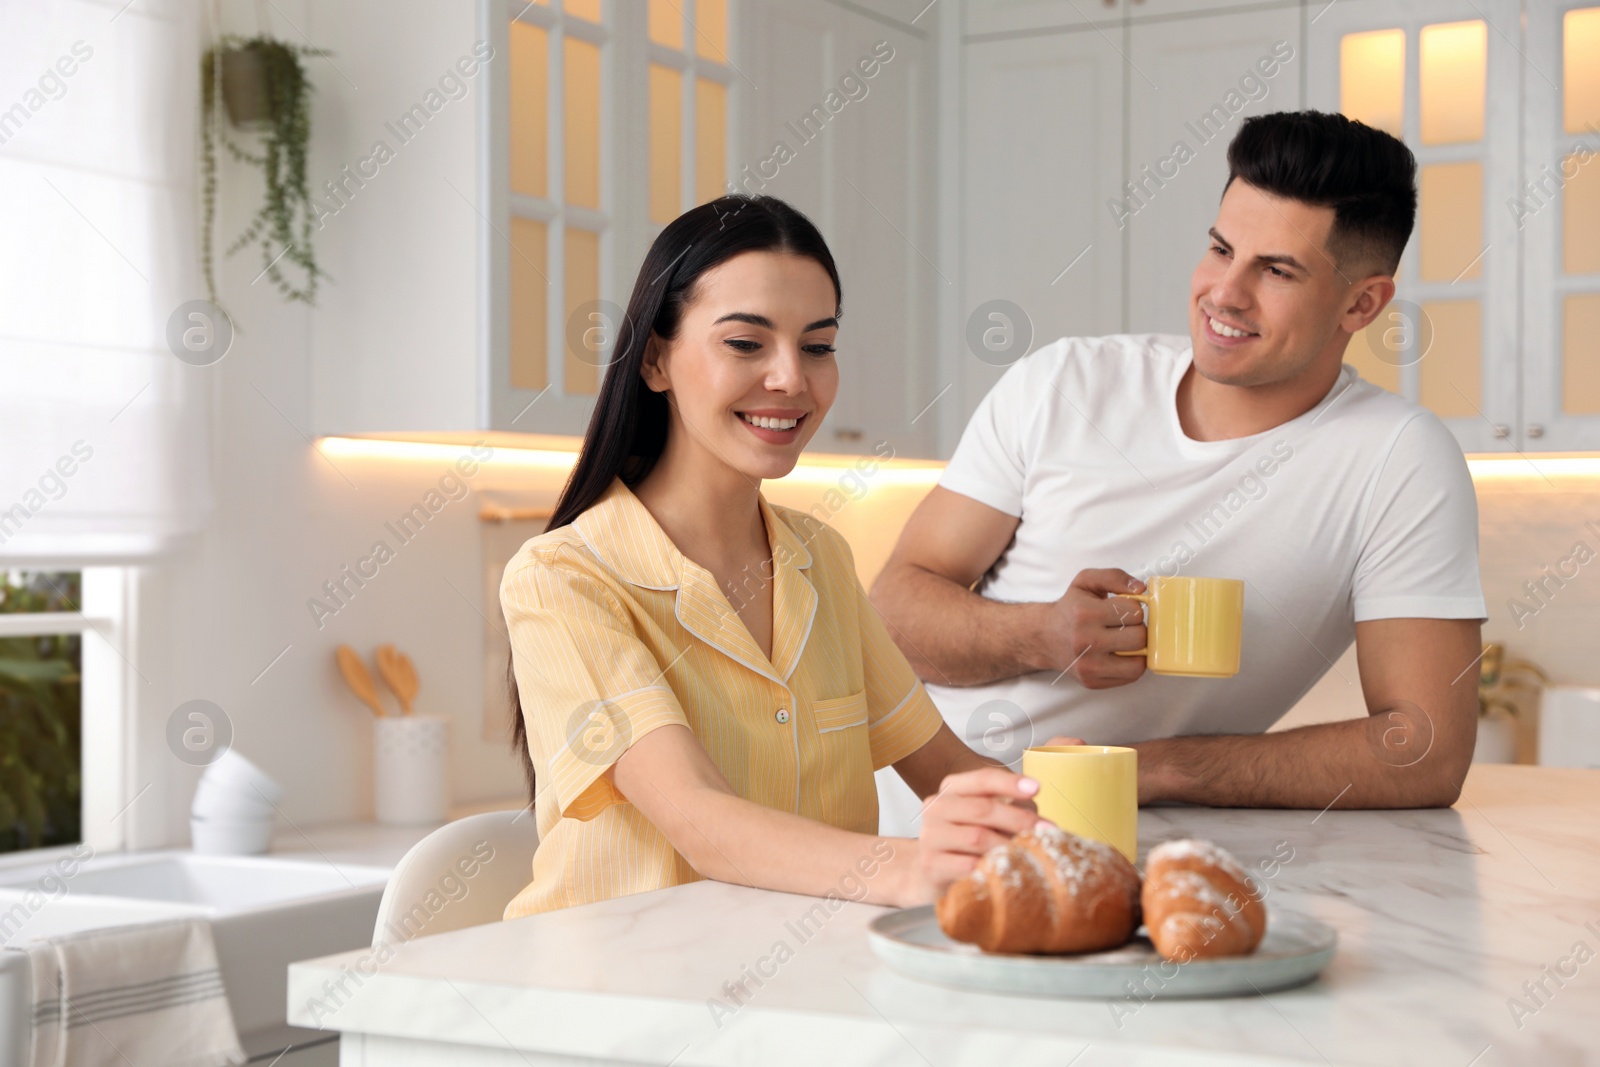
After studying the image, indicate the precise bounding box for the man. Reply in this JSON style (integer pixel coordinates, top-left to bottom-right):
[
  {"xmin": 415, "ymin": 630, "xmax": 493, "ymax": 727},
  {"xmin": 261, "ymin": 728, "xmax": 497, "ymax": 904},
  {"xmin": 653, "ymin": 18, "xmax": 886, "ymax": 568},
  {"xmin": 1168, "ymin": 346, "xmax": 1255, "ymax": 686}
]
[{"xmin": 872, "ymin": 111, "xmax": 1486, "ymax": 830}]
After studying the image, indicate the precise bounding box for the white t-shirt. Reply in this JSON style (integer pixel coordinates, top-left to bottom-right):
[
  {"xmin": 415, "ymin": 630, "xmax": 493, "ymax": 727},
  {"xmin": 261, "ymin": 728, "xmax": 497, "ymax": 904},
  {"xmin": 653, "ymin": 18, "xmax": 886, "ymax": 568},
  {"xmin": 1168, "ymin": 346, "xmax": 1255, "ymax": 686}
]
[{"xmin": 877, "ymin": 334, "xmax": 1485, "ymax": 835}]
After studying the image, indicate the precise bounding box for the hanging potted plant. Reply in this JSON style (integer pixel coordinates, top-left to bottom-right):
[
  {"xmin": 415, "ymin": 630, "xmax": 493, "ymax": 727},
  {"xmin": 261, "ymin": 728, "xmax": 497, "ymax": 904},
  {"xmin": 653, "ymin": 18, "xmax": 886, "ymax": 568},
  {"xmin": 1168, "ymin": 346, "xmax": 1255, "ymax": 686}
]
[{"xmin": 201, "ymin": 35, "xmax": 327, "ymax": 304}]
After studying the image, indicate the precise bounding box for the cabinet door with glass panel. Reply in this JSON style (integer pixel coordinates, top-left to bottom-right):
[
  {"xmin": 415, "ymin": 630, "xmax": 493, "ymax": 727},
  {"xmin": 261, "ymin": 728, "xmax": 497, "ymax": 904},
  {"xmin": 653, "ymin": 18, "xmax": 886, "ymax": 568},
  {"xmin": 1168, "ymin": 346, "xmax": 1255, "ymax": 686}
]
[
  {"xmin": 1522, "ymin": 2, "xmax": 1600, "ymax": 450},
  {"xmin": 1308, "ymin": 0, "xmax": 1521, "ymax": 453},
  {"xmin": 488, "ymin": 0, "xmax": 733, "ymax": 434}
]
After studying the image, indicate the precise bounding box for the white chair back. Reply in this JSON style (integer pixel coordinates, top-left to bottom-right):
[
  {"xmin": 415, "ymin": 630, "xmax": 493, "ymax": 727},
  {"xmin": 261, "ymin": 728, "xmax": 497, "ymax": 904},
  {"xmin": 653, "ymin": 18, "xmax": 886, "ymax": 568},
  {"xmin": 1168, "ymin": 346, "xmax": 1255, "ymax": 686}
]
[{"xmin": 372, "ymin": 810, "xmax": 539, "ymax": 945}]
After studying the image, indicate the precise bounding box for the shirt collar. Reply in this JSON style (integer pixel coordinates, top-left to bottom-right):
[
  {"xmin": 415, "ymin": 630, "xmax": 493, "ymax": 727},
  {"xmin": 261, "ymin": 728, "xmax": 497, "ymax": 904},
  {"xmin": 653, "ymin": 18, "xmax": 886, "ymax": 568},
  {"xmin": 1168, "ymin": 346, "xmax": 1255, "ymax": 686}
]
[
  {"xmin": 574, "ymin": 478, "xmax": 819, "ymax": 685},
  {"xmin": 573, "ymin": 477, "xmax": 814, "ymax": 591}
]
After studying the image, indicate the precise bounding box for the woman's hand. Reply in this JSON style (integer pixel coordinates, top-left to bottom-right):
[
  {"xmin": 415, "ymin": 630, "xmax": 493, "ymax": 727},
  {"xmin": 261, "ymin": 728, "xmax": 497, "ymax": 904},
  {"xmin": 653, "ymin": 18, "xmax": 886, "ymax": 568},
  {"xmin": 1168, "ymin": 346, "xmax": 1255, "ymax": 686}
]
[
  {"xmin": 888, "ymin": 731, "xmax": 1092, "ymax": 907},
  {"xmin": 904, "ymin": 767, "xmax": 1045, "ymax": 905}
]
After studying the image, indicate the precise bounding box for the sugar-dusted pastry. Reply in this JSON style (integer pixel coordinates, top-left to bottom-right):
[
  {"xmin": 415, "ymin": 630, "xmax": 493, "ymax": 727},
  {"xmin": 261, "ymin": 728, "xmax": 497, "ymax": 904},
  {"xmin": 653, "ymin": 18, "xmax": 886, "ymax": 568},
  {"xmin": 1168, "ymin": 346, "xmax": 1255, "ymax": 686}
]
[
  {"xmin": 936, "ymin": 823, "xmax": 1142, "ymax": 955},
  {"xmin": 1140, "ymin": 839, "xmax": 1267, "ymax": 961}
]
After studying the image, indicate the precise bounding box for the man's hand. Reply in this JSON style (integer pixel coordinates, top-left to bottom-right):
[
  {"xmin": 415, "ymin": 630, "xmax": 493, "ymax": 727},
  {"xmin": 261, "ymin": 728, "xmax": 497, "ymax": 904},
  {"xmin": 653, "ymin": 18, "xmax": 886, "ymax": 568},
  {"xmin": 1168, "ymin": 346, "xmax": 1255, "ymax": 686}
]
[
  {"xmin": 1039, "ymin": 569, "xmax": 1149, "ymax": 688},
  {"xmin": 906, "ymin": 768, "xmax": 1044, "ymax": 904},
  {"xmin": 870, "ymin": 489, "xmax": 1159, "ymax": 689}
]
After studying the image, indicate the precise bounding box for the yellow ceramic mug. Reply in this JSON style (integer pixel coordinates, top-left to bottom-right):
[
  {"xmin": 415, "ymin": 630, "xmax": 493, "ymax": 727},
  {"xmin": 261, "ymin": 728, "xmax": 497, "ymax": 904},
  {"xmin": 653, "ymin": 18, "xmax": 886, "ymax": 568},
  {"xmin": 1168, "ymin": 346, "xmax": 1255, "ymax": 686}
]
[
  {"xmin": 1112, "ymin": 576, "xmax": 1244, "ymax": 678},
  {"xmin": 1021, "ymin": 745, "xmax": 1137, "ymax": 863}
]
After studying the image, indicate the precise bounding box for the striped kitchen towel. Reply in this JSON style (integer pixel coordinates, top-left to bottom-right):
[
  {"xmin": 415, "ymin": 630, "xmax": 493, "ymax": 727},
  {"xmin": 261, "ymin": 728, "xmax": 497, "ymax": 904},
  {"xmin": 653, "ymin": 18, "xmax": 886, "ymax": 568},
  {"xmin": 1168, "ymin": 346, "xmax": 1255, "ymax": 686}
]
[{"xmin": 26, "ymin": 917, "xmax": 246, "ymax": 1067}]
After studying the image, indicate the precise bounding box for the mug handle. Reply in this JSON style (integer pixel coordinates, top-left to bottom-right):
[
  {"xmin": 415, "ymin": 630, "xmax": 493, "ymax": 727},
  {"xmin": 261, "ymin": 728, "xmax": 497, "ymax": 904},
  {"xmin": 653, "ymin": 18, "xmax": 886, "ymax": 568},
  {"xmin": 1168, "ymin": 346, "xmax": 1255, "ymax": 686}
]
[{"xmin": 1109, "ymin": 592, "xmax": 1152, "ymax": 658}]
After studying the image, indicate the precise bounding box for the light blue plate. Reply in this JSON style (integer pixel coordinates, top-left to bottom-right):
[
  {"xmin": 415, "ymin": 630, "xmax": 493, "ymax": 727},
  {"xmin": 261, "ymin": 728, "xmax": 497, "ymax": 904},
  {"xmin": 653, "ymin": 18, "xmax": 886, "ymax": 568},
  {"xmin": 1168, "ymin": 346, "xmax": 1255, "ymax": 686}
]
[{"xmin": 867, "ymin": 906, "xmax": 1337, "ymax": 999}]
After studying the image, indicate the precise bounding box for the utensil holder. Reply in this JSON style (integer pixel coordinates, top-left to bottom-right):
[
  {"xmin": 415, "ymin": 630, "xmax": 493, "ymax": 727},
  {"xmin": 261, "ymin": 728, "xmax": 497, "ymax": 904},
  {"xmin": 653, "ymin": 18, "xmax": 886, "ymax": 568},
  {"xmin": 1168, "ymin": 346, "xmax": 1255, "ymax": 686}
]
[{"xmin": 374, "ymin": 714, "xmax": 449, "ymax": 825}]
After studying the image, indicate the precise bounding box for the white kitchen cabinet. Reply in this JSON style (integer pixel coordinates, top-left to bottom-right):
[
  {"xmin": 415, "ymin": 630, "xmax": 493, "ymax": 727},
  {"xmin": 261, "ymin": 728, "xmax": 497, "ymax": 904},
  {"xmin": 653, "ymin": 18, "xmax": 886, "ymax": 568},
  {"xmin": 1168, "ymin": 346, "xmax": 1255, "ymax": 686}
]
[
  {"xmin": 844, "ymin": 0, "xmax": 946, "ymax": 24},
  {"xmin": 306, "ymin": 0, "xmax": 1596, "ymax": 459},
  {"xmin": 1125, "ymin": 5, "xmax": 1303, "ymax": 334},
  {"xmin": 963, "ymin": 0, "xmax": 1118, "ymax": 38},
  {"xmin": 952, "ymin": 0, "xmax": 1302, "ymax": 448},
  {"xmin": 1306, "ymin": 0, "xmax": 1522, "ymax": 453},
  {"xmin": 959, "ymin": 0, "xmax": 1599, "ymax": 459},
  {"xmin": 308, "ymin": 0, "xmax": 630, "ymax": 439},
  {"xmin": 306, "ymin": 1, "xmax": 486, "ymax": 437},
  {"xmin": 253, "ymin": 1036, "xmax": 338, "ymax": 1066},
  {"xmin": 1307, "ymin": 0, "xmax": 1600, "ymax": 453},
  {"xmin": 962, "ymin": 0, "xmax": 1267, "ymax": 37},
  {"xmin": 1521, "ymin": 0, "xmax": 1600, "ymax": 450},
  {"xmin": 736, "ymin": 0, "xmax": 939, "ymax": 460},
  {"xmin": 958, "ymin": 28, "xmax": 1127, "ymax": 432},
  {"xmin": 306, "ymin": 0, "xmax": 940, "ymax": 457},
  {"xmin": 1126, "ymin": 0, "xmax": 1295, "ymax": 19}
]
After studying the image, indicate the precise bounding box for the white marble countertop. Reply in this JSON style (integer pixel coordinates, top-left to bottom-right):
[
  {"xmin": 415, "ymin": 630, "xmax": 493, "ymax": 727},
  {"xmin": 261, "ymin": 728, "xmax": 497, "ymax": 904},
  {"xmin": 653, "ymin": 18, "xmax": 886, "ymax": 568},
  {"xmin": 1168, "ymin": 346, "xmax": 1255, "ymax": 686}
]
[
  {"xmin": 287, "ymin": 765, "xmax": 1600, "ymax": 1066},
  {"xmin": 265, "ymin": 797, "xmax": 526, "ymax": 868}
]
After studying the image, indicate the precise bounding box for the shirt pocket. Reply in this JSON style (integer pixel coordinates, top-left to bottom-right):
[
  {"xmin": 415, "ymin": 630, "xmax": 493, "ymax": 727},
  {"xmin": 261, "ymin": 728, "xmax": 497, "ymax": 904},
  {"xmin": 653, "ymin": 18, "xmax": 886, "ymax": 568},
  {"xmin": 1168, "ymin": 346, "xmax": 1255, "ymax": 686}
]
[
  {"xmin": 811, "ymin": 691, "xmax": 868, "ymax": 734},
  {"xmin": 807, "ymin": 690, "xmax": 875, "ymax": 833}
]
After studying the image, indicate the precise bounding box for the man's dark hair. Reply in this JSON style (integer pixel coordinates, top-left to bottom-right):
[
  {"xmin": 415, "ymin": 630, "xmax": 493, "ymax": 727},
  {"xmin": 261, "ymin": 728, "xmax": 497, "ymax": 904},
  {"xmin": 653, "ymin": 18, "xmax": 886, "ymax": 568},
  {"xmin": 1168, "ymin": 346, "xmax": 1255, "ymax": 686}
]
[{"xmin": 1224, "ymin": 110, "xmax": 1417, "ymax": 278}]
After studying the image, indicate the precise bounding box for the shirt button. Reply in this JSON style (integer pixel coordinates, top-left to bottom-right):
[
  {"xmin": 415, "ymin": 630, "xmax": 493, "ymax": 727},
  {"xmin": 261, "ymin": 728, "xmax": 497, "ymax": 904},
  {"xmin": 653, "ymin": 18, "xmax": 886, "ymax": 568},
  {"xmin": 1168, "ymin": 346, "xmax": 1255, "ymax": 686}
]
[{"xmin": 775, "ymin": 708, "xmax": 790, "ymax": 724}]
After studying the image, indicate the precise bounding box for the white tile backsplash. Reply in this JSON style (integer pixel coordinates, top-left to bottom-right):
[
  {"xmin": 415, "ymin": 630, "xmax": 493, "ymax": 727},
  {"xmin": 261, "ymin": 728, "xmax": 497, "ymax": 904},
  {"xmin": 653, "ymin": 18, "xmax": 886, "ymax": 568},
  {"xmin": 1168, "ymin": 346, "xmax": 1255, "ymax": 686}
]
[
  {"xmin": 1474, "ymin": 478, "xmax": 1600, "ymax": 686},
  {"xmin": 815, "ymin": 473, "xmax": 1600, "ymax": 735},
  {"xmin": 1273, "ymin": 475, "xmax": 1600, "ymax": 732}
]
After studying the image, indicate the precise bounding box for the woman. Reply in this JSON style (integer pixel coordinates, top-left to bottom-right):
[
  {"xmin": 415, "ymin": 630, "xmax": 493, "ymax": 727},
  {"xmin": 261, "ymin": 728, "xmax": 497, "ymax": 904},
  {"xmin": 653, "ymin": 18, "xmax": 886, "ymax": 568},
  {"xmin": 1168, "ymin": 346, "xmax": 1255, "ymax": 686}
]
[{"xmin": 502, "ymin": 196, "xmax": 1053, "ymax": 919}]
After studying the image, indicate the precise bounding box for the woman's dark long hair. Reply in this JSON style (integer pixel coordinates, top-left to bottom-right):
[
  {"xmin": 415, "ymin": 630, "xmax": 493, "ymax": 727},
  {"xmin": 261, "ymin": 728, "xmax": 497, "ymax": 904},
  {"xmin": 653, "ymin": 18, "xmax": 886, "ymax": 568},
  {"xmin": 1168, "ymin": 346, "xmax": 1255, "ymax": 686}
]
[{"xmin": 508, "ymin": 195, "xmax": 842, "ymax": 808}]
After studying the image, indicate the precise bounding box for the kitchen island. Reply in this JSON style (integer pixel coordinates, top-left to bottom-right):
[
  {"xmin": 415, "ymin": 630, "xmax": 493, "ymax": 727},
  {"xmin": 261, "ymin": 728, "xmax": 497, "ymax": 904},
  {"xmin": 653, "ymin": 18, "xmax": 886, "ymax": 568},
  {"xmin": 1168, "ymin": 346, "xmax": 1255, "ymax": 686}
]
[{"xmin": 287, "ymin": 764, "xmax": 1599, "ymax": 1065}]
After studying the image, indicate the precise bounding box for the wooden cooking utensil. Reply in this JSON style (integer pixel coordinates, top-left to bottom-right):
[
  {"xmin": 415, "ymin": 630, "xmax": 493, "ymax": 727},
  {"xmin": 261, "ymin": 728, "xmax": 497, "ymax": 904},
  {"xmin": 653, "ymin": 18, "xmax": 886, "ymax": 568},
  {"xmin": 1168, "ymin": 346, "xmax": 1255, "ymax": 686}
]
[
  {"xmin": 336, "ymin": 645, "xmax": 387, "ymax": 717},
  {"xmin": 376, "ymin": 644, "xmax": 419, "ymax": 716}
]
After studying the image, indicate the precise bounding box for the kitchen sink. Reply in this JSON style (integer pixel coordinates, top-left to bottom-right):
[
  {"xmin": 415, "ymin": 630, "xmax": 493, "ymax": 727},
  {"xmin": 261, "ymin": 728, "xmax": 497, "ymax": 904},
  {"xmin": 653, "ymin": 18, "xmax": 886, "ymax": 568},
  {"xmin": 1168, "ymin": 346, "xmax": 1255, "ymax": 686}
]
[
  {"xmin": 6, "ymin": 853, "xmax": 388, "ymax": 912},
  {"xmin": 0, "ymin": 851, "xmax": 391, "ymax": 1067}
]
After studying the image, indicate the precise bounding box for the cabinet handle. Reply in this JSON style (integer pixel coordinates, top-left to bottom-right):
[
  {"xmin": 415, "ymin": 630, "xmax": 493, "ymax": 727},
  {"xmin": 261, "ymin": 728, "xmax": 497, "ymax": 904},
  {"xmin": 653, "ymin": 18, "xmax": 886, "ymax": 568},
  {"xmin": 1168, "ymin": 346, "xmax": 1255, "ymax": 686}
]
[
  {"xmin": 1492, "ymin": 424, "xmax": 1510, "ymax": 439},
  {"xmin": 834, "ymin": 428, "xmax": 865, "ymax": 442},
  {"xmin": 1527, "ymin": 424, "xmax": 1545, "ymax": 439}
]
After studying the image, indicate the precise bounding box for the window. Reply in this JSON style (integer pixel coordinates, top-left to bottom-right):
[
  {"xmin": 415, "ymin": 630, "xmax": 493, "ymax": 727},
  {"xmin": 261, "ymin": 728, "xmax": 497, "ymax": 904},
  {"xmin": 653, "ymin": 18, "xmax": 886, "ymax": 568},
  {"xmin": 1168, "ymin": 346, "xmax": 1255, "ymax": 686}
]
[
  {"xmin": 1, "ymin": 2, "xmax": 190, "ymax": 859},
  {"xmin": 490, "ymin": 0, "xmax": 733, "ymax": 432},
  {"xmin": 0, "ymin": 568, "xmax": 131, "ymax": 860},
  {"xmin": 0, "ymin": 572, "xmax": 82, "ymax": 855}
]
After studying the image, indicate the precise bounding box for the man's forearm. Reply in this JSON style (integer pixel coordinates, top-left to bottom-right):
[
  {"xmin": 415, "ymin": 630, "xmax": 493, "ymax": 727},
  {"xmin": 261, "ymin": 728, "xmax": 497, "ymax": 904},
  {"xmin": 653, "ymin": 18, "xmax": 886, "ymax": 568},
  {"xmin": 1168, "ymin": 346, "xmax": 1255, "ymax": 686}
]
[
  {"xmin": 1135, "ymin": 712, "xmax": 1471, "ymax": 810},
  {"xmin": 870, "ymin": 562, "xmax": 1054, "ymax": 687}
]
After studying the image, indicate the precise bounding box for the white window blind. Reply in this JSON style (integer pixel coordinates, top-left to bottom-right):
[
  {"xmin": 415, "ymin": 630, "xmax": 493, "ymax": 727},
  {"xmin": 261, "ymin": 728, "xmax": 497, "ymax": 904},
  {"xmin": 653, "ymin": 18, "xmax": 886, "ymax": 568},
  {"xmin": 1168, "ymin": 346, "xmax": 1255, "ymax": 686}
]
[{"xmin": 0, "ymin": 0, "xmax": 210, "ymax": 565}]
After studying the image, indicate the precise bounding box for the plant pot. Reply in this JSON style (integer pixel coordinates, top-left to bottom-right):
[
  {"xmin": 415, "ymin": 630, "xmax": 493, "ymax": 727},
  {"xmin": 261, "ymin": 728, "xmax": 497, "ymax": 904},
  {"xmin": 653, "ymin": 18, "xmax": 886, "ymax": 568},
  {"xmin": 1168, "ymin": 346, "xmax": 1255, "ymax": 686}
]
[
  {"xmin": 374, "ymin": 715, "xmax": 449, "ymax": 825},
  {"xmin": 219, "ymin": 46, "xmax": 268, "ymax": 127},
  {"xmin": 202, "ymin": 35, "xmax": 324, "ymax": 302},
  {"xmin": 1473, "ymin": 711, "xmax": 1517, "ymax": 764}
]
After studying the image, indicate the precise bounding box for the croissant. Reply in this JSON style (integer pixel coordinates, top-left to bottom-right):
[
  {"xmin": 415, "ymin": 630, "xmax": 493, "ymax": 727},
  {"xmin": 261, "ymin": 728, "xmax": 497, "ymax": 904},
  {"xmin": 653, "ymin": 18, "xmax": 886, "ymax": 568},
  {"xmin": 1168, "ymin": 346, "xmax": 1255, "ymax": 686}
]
[
  {"xmin": 936, "ymin": 823, "xmax": 1141, "ymax": 954},
  {"xmin": 1141, "ymin": 839, "xmax": 1266, "ymax": 961}
]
